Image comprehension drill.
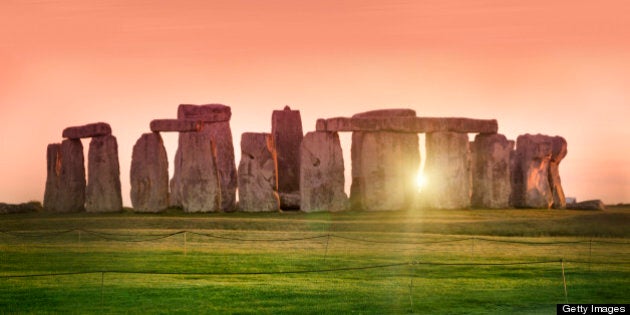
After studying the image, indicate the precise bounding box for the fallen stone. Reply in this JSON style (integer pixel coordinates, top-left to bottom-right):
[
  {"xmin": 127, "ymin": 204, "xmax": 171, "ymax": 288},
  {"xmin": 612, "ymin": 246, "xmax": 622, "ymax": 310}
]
[
  {"xmin": 550, "ymin": 136, "xmax": 568, "ymax": 209},
  {"xmin": 130, "ymin": 133, "xmax": 169, "ymax": 212},
  {"xmin": 62, "ymin": 122, "xmax": 112, "ymax": 139},
  {"xmin": 237, "ymin": 133, "xmax": 280, "ymax": 212},
  {"xmin": 316, "ymin": 116, "xmax": 498, "ymax": 134},
  {"xmin": 170, "ymin": 130, "xmax": 221, "ymax": 212},
  {"xmin": 0, "ymin": 202, "xmax": 43, "ymax": 214},
  {"xmin": 350, "ymin": 109, "xmax": 419, "ymax": 211},
  {"xmin": 300, "ymin": 131, "xmax": 348, "ymax": 212},
  {"xmin": 150, "ymin": 119, "xmax": 202, "ymax": 132},
  {"xmin": 471, "ymin": 133, "xmax": 514, "ymax": 209},
  {"xmin": 272, "ymin": 106, "xmax": 303, "ymax": 209},
  {"xmin": 278, "ymin": 192, "xmax": 301, "ymax": 210},
  {"xmin": 567, "ymin": 199, "xmax": 606, "ymax": 210},
  {"xmin": 86, "ymin": 135, "xmax": 123, "ymax": 212},
  {"xmin": 177, "ymin": 103, "xmax": 231, "ymax": 122},
  {"xmin": 423, "ymin": 131, "xmax": 472, "ymax": 209},
  {"xmin": 43, "ymin": 139, "xmax": 86, "ymax": 212},
  {"xmin": 510, "ymin": 134, "xmax": 555, "ymax": 209}
]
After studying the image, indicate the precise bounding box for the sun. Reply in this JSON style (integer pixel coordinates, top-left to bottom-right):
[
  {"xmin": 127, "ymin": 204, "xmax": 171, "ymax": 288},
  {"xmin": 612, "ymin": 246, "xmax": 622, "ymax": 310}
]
[{"xmin": 416, "ymin": 172, "xmax": 427, "ymax": 191}]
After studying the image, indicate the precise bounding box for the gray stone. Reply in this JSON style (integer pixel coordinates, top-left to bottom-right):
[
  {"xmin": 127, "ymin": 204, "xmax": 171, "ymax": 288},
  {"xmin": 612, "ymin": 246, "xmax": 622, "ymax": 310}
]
[
  {"xmin": 43, "ymin": 139, "xmax": 86, "ymax": 212},
  {"xmin": 237, "ymin": 133, "xmax": 280, "ymax": 212},
  {"xmin": 62, "ymin": 122, "xmax": 112, "ymax": 139},
  {"xmin": 316, "ymin": 116, "xmax": 498, "ymax": 134},
  {"xmin": 350, "ymin": 109, "xmax": 419, "ymax": 211},
  {"xmin": 0, "ymin": 202, "xmax": 42, "ymax": 214},
  {"xmin": 86, "ymin": 135, "xmax": 122, "ymax": 212},
  {"xmin": 567, "ymin": 199, "xmax": 605, "ymax": 211},
  {"xmin": 272, "ymin": 106, "xmax": 303, "ymax": 209},
  {"xmin": 300, "ymin": 131, "xmax": 348, "ymax": 212},
  {"xmin": 510, "ymin": 134, "xmax": 555, "ymax": 209},
  {"xmin": 177, "ymin": 104, "xmax": 231, "ymax": 122},
  {"xmin": 423, "ymin": 131, "xmax": 472, "ymax": 209},
  {"xmin": 150, "ymin": 119, "xmax": 202, "ymax": 132},
  {"xmin": 471, "ymin": 134, "xmax": 514, "ymax": 209},
  {"xmin": 130, "ymin": 133, "xmax": 169, "ymax": 212},
  {"xmin": 550, "ymin": 136, "xmax": 568, "ymax": 209},
  {"xmin": 170, "ymin": 131, "xmax": 221, "ymax": 212}
]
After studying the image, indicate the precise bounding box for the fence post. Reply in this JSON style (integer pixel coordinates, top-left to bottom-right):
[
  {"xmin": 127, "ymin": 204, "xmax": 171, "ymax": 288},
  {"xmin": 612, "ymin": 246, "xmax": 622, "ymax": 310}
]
[
  {"xmin": 100, "ymin": 271, "xmax": 105, "ymax": 309},
  {"xmin": 408, "ymin": 263, "xmax": 414, "ymax": 313},
  {"xmin": 561, "ymin": 259, "xmax": 568, "ymax": 304},
  {"xmin": 323, "ymin": 234, "xmax": 330, "ymax": 262},
  {"xmin": 184, "ymin": 232, "xmax": 187, "ymax": 256},
  {"xmin": 588, "ymin": 238, "xmax": 592, "ymax": 272},
  {"xmin": 471, "ymin": 237, "xmax": 475, "ymax": 259}
]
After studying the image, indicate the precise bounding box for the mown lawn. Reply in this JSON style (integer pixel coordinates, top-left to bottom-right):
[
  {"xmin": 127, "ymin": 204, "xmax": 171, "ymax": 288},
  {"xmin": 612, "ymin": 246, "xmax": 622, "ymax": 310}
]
[{"xmin": 0, "ymin": 207, "xmax": 628, "ymax": 314}]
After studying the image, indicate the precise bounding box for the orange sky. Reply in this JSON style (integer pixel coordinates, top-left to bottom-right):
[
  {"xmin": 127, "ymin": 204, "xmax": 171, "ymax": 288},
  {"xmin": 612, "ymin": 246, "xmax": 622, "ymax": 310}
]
[{"xmin": 1, "ymin": 0, "xmax": 629, "ymax": 205}]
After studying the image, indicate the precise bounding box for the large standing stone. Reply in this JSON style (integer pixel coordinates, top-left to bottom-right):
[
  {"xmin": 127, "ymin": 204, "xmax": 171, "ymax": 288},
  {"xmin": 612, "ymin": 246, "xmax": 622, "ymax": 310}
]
[
  {"xmin": 471, "ymin": 133, "xmax": 514, "ymax": 209},
  {"xmin": 43, "ymin": 139, "xmax": 86, "ymax": 212},
  {"xmin": 171, "ymin": 104, "xmax": 237, "ymax": 212},
  {"xmin": 171, "ymin": 130, "xmax": 221, "ymax": 212},
  {"xmin": 237, "ymin": 133, "xmax": 280, "ymax": 212},
  {"xmin": 550, "ymin": 136, "xmax": 568, "ymax": 209},
  {"xmin": 423, "ymin": 131, "xmax": 471, "ymax": 209},
  {"xmin": 86, "ymin": 135, "xmax": 122, "ymax": 212},
  {"xmin": 300, "ymin": 131, "xmax": 348, "ymax": 212},
  {"xmin": 130, "ymin": 133, "xmax": 169, "ymax": 212},
  {"xmin": 272, "ymin": 106, "xmax": 304, "ymax": 209},
  {"xmin": 510, "ymin": 134, "xmax": 556, "ymax": 209},
  {"xmin": 350, "ymin": 109, "xmax": 419, "ymax": 211}
]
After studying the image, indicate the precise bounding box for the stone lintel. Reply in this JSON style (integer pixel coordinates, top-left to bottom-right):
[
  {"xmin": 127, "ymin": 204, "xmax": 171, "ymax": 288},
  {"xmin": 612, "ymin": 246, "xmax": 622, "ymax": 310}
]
[
  {"xmin": 316, "ymin": 116, "xmax": 498, "ymax": 134},
  {"xmin": 62, "ymin": 122, "xmax": 112, "ymax": 139},
  {"xmin": 177, "ymin": 104, "xmax": 231, "ymax": 122},
  {"xmin": 150, "ymin": 119, "xmax": 202, "ymax": 132}
]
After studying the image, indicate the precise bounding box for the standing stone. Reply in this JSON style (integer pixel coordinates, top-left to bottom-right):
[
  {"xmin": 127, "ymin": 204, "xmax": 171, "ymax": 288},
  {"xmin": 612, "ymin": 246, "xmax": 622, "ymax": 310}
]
[
  {"xmin": 43, "ymin": 139, "xmax": 86, "ymax": 212},
  {"xmin": 550, "ymin": 136, "xmax": 568, "ymax": 209},
  {"xmin": 350, "ymin": 109, "xmax": 419, "ymax": 211},
  {"xmin": 423, "ymin": 131, "xmax": 471, "ymax": 209},
  {"xmin": 86, "ymin": 135, "xmax": 122, "ymax": 212},
  {"xmin": 237, "ymin": 133, "xmax": 280, "ymax": 212},
  {"xmin": 171, "ymin": 104, "xmax": 237, "ymax": 212},
  {"xmin": 510, "ymin": 134, "xmax": 555, "ymax": 209},
  {"xmin": 130, "ymin": 133, "xmax": 169, "ymax": 212},
  {"xmin": 272, "ymin": 106, "xmax": 304, "ymax": 209},
  {"xmin": 471, "ymin": 134, "xmax": 514, "ymax": 209},
  {"xmin": 171, "ymin": 130, "xmax": 221, "ymax": 212},
  {"xmin": 300, "ymin": 131, "xmax": 348, "ymax": 212}
]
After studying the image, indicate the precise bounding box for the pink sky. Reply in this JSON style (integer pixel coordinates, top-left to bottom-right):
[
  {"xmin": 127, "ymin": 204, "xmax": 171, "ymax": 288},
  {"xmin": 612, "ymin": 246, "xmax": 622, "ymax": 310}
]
[{"xmin": 1, "ymin": 0, "xmax": 629, "ymax": 206}]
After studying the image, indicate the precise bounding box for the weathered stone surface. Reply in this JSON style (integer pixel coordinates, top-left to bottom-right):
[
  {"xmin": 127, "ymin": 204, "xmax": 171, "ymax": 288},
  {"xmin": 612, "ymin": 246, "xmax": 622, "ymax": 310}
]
[
  {"xmin": 177, "ymin": 103, "xmax": 231, "ymax": 122},
  {"xmin": 170, "ymin": 131, "xmax": 221, "ymax": 212},
  {"xmin": 43, "ymin": 139, "xmax": 86, "ymax": 212},
  {"xmin": 86, "ymin": 135, "xmax": 123, "ymax": 212},
  {"xmin": 471, "ymin": 134, "xmax": 514, "ymax": 209},
  {"xmin": 278, "ymin": 192, "xmax": 301, "ymax": 209},
  {"xmin": 300, "ymin": 131, "xmax": 348, "ymax": 212},
  {"xmin": 62, "ymin": 122, "xmax": 112, "ymax": 139},
  {"xmin": 567, "ymin": 199, "xmax": 605, "ymax": 210},
  {"xmin": 423, "ymin": 132, "xmax": 472, "ymax": 209},
  {"xmin": 510, "ymin": 134, "xmax": 556, "ymax": 209},
  {"xmin": 171, "ymin": 104, "xmax": 237, "ymax": 212},
  {"xmin": 130, "ymin": 133, "xmax": 169, "ymax": 213},
  {"xmin": 350, "ymin": 109, "xmax": 419, "ymax": 211},
  {"xmin": 550, "ymin": 136, "xmax": 568, "ymax": 209},
  {"xmin": 0, "ymin": 202, "xmax": 42, "ymax": 214},
  {"xmin": 150, "ymin": 119, "xmax": 202, "ymax": 132},
  {"xmin": 316, "ymin": 116, "xmax": 498, "ymax": 134},
  {"xmin": 272, "ymin": 106, "xmax": 303, "ymax": 209},
  {"xmin": 237, "ymin": 133, "xmax": 280, "ymax": 212}
]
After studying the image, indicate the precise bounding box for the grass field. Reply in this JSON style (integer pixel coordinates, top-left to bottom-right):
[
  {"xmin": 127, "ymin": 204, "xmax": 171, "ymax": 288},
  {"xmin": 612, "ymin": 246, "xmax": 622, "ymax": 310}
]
[{"xmin": 0, "ymin": 207, "xmax": 628, "ymax": 314}]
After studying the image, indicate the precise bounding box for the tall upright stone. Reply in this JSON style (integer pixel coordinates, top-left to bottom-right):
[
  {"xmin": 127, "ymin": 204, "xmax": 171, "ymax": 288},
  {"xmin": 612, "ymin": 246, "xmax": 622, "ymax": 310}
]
[
  {"xmin": 510, "ymin": 134, "xmax": 558, "ymax": 209},
  {"xmin": 423, "ymin": 131, "xmax": 471, "ymax": 209},
  {"xmin": 171, "ymin": 130, "xmax": 221, "ymax": 212},
  {"xmin": 43, "ymin": 139, "xmax": 86, "ymax": 212},
  {"xmin": 350, "ymin": 109, "xmax": 419, "ymax": 211},
  {"xmin": 130, "ymin": 133, "xmax": 169, "ymax": 212},
  {"xmin": 272, "ymin": 106, "xmax": 304, "ymax": 209},
  {"xmin": 171, "ymin": 104, "xmax": 237, "ymax": 212},
  {"xmin": 300, "ymin": 131, "xmax": 348, "ymax": 212},
  {"xmin": 237, "ymin": 133, "xmax": 280, "ymax": 212},
  {"xmin": 550, "ymin": 136, "xmax": 568, "ymax": 209},
  {"xmin": 86, "ymin": 135, "xmax": 122, "ymax": 212},
  {"xmin": 471, "ymin": 133, "xmax": 514, "ymax": 209}
]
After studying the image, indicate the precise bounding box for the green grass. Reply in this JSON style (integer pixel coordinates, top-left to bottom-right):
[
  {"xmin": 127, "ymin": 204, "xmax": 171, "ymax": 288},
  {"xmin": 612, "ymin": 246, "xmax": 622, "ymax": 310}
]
[{"xmin": 0, "ymin": 207, "xmax": 628, "ymax": 314}]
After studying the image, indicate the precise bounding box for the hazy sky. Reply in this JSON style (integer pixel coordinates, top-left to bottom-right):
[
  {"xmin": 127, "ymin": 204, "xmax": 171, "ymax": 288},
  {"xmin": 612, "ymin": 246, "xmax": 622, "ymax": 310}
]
[{"xmin": 1, "ymin": 0, "xmax": 629, "ymax": 206}]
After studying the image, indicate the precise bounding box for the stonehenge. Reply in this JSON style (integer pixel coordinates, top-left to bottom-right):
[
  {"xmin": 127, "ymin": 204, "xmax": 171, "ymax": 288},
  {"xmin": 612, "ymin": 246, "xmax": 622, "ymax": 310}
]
[{"xmin": 43, "ymin": 105, "xmax": 574, "ymax": 214}]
